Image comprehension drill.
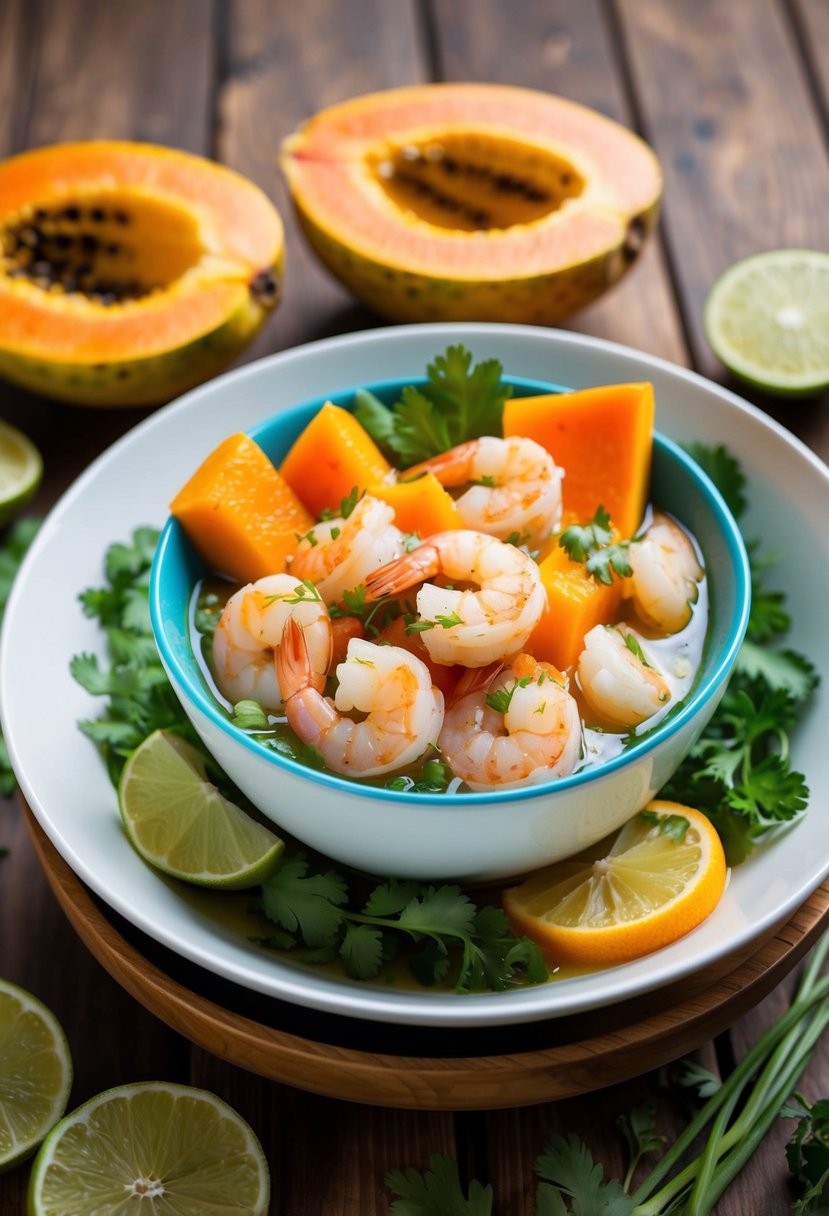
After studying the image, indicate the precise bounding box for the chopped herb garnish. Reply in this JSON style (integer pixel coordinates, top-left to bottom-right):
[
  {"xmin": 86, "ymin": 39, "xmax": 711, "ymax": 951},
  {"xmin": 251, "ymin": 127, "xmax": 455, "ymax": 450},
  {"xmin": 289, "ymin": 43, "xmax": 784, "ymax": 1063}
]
[
  {"xmin": 640, "ymin": 809, "xmax": 691, "ymax": 842},
  {"xmin": 263, "ymin": 579, "xmax": 322, "ymax": 606},
  {"xmin": 559, "ymin": 505, "xmax": 632, "ymax": 585},
  {"xmin": 319, "ymin": 486, "xmax": 363, "ymax": 521},
  {"xmin": 406, "ymin": 618, "xmax": 437, "ymax": 634},
  {"xmin": 330, "ymin": 526, "xmax": 341, "ymax": 540},
  {"xmin": 353, "ymin": 345, "xmax": 512, "ymax": 465},
  {"xmin": 486, "ymin": 676, "xmax": 531, "ymax": 715},
  {"xmin": 471, "ymin": 474, "xmax": 497, "ymax": 488},
  {"xmin": 623, "ymin": 630, "xmax": 652, "ymax": 668}
]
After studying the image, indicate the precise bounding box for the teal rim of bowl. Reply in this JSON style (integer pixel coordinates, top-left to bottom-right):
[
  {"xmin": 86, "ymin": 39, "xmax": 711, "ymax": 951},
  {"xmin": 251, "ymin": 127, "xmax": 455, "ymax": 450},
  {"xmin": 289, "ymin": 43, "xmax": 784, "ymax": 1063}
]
[{"xmin": 150, "ymin": 374, "xmax": 752, "ymax": 808}]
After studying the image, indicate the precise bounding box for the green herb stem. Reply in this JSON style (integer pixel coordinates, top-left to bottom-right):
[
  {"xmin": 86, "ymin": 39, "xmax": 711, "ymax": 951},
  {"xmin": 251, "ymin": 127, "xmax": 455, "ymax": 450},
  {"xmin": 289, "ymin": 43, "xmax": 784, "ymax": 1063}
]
[{"xmin": 632, "ymin": 970, "xmax": 829, "ymax": 1212}]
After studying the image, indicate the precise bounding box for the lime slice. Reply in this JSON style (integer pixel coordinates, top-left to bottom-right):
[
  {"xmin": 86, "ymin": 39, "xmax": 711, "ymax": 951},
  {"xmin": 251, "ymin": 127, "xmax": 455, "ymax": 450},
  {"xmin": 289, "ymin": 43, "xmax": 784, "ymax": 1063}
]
[
  {"xmin": 118, "ymin": 729, "xmax": 284, "ymax": 888},
  {"xmin": 0, "ymin": 420, "xmax": 42, "ymax": 526},
  {"xmin": 27, "ymin": 1081, "xmax": 270, "ymax": 1215},
  {"xmin": 0, "ymin": 979, "xmax": 72, "ymax": 1172},
  {"xmin": 704, "ymin": 249, "xmax": 829, "ymax": 397}
]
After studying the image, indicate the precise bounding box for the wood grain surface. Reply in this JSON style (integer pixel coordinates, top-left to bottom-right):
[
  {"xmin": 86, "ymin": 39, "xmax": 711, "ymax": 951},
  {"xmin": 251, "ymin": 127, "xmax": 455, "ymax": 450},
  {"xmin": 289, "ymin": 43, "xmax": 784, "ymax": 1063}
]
[{"xmin": 0, "ymin": 1, "xmax": 827, "ymax": 1211}]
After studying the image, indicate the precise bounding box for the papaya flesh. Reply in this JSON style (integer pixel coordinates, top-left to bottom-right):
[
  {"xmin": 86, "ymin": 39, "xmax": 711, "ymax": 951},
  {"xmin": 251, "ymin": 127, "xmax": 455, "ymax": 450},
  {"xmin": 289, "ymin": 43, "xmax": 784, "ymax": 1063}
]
[
  {"xmin": 281, "ymin": 84, "xmax": 662, "ymax": 325},
  {"xmin": 0, "ymin": 142, "xmax": 284, "ymax": 406}
]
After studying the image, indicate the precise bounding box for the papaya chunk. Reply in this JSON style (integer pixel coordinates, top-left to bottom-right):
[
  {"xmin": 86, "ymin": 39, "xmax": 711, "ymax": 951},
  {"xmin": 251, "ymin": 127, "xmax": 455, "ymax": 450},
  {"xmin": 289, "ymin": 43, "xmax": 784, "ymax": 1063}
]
[
  {"xmin": 528, "ymin": 545, "xmax": 624, "ymax": 672},
  {"xmin": 280, "ymin": 402, "xmax": 392, "ymax": 518},
  {"xmin": 170, "ymin": 432, "xmax": 313, "ymax": 583},
  {"xmin": 369, "ymin": 473, "xmax": 463, "ymax": 537},
  {"xmin": 503, "ymin": 383, "xmax": 654, "ymax": 538}
]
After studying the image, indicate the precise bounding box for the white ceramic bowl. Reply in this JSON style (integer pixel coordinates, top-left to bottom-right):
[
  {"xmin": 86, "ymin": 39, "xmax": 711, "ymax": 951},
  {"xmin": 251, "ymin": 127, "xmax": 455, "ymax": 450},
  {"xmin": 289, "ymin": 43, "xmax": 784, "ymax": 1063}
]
[{"xmin": 150, "ymin": 373, "xmax": 750, "ymax": 882}]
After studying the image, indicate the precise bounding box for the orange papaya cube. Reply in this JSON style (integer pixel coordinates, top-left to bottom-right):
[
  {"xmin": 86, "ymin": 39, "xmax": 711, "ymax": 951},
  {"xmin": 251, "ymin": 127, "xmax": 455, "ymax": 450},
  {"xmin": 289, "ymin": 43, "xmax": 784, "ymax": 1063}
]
[
  {"xmin": 368, "ymin": 473, "xmax": 463, "ymax": 537},
  {"xmin": 279, "ymin": 401, "xmax": 392, "ymax": 518},
  {"xmin": 503, "ymin": 383, "xmax": 654, "ymax": 538},
  {"xmin": 170, "ymin": 431, "xmax": 313, "ymax": 583},
  {"xmin": 528, "ymin": 545, "xmax": 624, "ymax": 672}
]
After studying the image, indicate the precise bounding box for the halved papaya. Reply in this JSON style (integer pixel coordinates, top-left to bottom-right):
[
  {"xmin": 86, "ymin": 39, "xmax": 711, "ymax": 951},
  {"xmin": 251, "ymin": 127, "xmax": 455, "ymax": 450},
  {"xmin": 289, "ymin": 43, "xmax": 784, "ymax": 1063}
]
[
  {"xmin": 0, "ymin": 142, "xmax": 284, "ymax": 406},
  {"xmin": 281, "ymin": 84, "xmax": 661, "ymax": 324}
]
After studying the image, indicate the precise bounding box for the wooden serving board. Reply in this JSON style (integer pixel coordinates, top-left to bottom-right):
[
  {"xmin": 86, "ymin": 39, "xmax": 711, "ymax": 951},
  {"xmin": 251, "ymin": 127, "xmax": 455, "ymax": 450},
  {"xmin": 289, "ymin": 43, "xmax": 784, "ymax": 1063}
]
[{"xmin": 25, "ymin": 806, "xmax": 829, "ymax": 1111}]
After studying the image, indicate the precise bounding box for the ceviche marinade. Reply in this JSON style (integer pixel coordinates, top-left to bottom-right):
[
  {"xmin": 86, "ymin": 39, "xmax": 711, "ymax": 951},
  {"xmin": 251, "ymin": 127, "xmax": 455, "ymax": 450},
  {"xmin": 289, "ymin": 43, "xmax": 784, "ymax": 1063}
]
[{"xmin": 173, "ymin": 364, "xmax": 710, "ymax": 795}]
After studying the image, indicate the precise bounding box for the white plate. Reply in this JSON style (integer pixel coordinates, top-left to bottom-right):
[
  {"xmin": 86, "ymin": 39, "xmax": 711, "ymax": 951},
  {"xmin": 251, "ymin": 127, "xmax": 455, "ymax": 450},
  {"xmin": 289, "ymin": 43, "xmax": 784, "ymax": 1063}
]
[{"xmin": 2, "ymin": 323, "xmax": 827, "ymax": 1029}]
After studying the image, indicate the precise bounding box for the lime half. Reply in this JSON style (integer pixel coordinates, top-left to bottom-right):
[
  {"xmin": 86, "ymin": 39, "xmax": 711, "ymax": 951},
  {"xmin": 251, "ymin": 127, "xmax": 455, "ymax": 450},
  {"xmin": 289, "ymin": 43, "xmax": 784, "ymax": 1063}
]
[
  {"xmin": 704, "ymin": 249, "xmax": 829, "ymax": 397},
  {"xmin": 0, "ymin": 420, "xmax": 42, "ymax": 526},
  {"xmin": 118, "ymin": 730, "xmax": 284, "ymax": 888},
  {"xmin": 0, "ymin": 979, "xmax": 72, "ymax": 1172},
  {"xmin": 28, "ymin": 1081, "xmax": 270, "ymax": 1215}
]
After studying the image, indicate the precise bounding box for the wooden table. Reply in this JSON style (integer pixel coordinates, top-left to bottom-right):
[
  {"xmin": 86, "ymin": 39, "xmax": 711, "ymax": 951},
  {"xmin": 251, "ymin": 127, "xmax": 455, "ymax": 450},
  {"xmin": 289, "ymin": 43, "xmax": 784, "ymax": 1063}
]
[{"xmin": 1, "ymin": 1, "xmax": 827, "ymax": 1211}]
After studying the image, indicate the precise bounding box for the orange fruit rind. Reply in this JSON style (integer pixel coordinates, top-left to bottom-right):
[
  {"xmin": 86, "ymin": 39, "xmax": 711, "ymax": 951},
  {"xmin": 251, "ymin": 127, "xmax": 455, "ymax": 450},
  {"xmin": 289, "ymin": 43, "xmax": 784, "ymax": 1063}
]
[{"xmin": 502, "ymin": 801, "xmax": 727, "ymax": 967}]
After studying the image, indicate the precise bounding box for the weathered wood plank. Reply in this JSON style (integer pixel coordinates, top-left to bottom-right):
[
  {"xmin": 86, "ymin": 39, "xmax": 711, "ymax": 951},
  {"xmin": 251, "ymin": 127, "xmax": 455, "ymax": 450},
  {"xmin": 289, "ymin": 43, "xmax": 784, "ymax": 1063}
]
[
  {"xmin": 190, "ymin": 1051, "xmax": 455, "ymax": 1215},
  {"xmin": 216, "ymin": 0, "xmax": 428, "ymax": 355},
  {"xmin": 615, "ymin": 0, "xmax": 829, "ymax": 453},
  {"xmin": 429, "ymin": 0, "xmax": 687, "ymax": 363},
  {"xmin": 790, "ymin": 0, "xmax": 829, "ymax": 125}
]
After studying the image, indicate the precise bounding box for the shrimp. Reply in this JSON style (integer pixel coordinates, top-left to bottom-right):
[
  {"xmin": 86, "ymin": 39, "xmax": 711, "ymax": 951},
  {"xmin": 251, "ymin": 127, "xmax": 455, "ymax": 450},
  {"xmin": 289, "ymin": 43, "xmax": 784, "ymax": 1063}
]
[
  {"xmin": 364, "ymin": 529, "xmax": 546, "ymax": 668},
  {"xmin": 627, "ymin": 512, "xmax": 704, "ymax": 634},
  {"xmin": 276, "ymin": 617, "xmax": 444, "ymax": 777},
  {"xmin": 403, "ymin": 436, "xmax": 562, "ymax": 548},
  {"xmin": 290, "ymin": 494, "xmax": 404, "ymax": 605},
  {"xmin": 577, "ymin": 623, "xmax": 671, "ymax": 729},
  {"xmin": 212, "ymin": 574, "xmax": 331, "ymax": 710},
  {"xmin": 439, "ymin": 656, "xmax": 581, "ymax": 790}
]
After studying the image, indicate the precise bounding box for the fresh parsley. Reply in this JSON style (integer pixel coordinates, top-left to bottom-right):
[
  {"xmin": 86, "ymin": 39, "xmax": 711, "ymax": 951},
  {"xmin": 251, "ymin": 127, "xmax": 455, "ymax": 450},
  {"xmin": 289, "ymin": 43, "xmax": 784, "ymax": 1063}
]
[
  {"xmin": 70, "ymin": 527, "xmax": 201, "ymax": 785},
  {"xmin": 385, "ymin": 933, "xmax": 829, "ymax": 1213},
  {"xmin": 319, "ymin": 485, "xmax": 364, "ymax": 521},
  {"xmin": 559, "ymin": 506, "xmax": 633, "ymax": 585},
  {"xmin": 259, "ymin": 854, "xmax": 547, "ymax": 993},
  {"xmin": 0, "ymin": 516, "xmax": 42, "ymax": 796},
  {"xmin": 660, "ymin": 446, "xmax": 817, "ymax": 865},
  {"xmin": 353, "ymin": 345, "xmax": 513, "ymax": 466}
]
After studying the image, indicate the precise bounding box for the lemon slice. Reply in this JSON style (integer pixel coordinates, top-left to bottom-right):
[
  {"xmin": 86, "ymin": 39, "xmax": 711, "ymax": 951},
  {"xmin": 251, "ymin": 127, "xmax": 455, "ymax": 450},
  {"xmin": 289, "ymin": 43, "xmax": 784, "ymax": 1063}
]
[
  {"xmin": 0, "ymin": 420, "xmax": 42, "ymax": 527},
  {"xmin": 118, "ymin": 729, "xmax": 284, "ymax": 888},
  {"xmin": 503, "ymin": 802, "xmax": 727, "ymax": 966},
  {"xmin": 704, "ymin": 249, "xmax": 829, "ymax": 397},
  {"xmin": 27, "ymin": 1081, "xmax": 270, "ymax": 1215},
  {"xmin": 0, "ymin": 979, "xmax": 72, "ymax": 1171}
]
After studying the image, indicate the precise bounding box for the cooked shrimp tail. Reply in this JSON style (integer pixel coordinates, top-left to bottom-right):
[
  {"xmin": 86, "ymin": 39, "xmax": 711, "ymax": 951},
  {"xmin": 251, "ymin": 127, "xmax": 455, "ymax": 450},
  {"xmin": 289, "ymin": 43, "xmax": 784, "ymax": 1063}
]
[
  {"xmin": 401, "ymin": 436, "xmax": 562, "ymax": 547},
  {"xmin": 364, "ymin": 542, "xmax": 440, "ymax": 601},
  {"xmin": 367, "ymin": 530, "xmax": 546, "ymax": 668},
  {"xmin": 276, "ymin": 620, "xmax": 445, "ymax": 778},
  {"xmin": 449, "ymin": 661, "xmax": 504, "ymax": 705}
]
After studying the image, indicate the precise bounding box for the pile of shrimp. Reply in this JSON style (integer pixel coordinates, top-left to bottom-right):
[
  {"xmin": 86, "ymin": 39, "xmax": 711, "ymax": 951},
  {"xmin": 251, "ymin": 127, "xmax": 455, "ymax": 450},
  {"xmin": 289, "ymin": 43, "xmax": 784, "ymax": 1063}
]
[{"xmin": 211, "ymin": 435, "xmax": 704, "ymax": 791}]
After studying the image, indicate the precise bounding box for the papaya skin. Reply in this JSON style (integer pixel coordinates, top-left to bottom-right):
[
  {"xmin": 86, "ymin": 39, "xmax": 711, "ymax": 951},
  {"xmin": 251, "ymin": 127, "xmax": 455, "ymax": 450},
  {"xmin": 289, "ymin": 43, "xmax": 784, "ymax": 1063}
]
[
  {"xmin": 281, "ymin": 84, "xmax": 662, "ymax": 325},
  {"xmin": 0, "ymin": 141, "xmax": 283, "ymax": 406}
]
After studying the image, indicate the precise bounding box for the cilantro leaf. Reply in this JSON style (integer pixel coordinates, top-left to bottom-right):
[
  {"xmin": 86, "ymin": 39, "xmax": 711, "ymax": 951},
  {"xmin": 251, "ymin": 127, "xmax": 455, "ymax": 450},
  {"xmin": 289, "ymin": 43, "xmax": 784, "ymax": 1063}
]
[
  {"xmin": 534, "ymin": 1133, "xmax": 634, "ymax": 1216},
  {"xmin": 616, "ymin": 1104, "xmax": 665, "ymax": 1191},
  {"xmin": 261, "ymin": 854, "xmax": 348, "ymax": 948},
  {"xmin": 354, "ymin": 345, "xmax": 512, "ymax": 465},
  {"xmin": 0, "ymin": 731, "xmax": 17, "ymax": 797},
  {"xmin": 363, "ymin": 878, "xmax": 422, "ymax": 918},
  {"xmin": 559, "ymin": 507, "xmax": 632, "ymax": 586},
  {"xmin": 734, "ymin": 640, "xmax": 818, "ymax": 702},
  {"xmin": 339, "ymin": 922, "xmax": 385, "ymax": 981},
  {"xmin": 0, "ymin": 516, "xmax": 41, "ymax": 624},
  {"xmin": 683, "ymin": 442, "xmax": 748, "ymax": 519},
  {"xmin": 676, "ymin": 1059, "xmax": 722, "ymax": 1099},
  {"xmin": 639, "ymin": 810, "xmax": 690, "ymax": 842},
  {"xmin": 784, "ymin": 1094, "xmax": 829, "ymax": 1213},
  {"xmin": 386, "ymin": 1154, "xmax": 494, "ymax": 1215}
]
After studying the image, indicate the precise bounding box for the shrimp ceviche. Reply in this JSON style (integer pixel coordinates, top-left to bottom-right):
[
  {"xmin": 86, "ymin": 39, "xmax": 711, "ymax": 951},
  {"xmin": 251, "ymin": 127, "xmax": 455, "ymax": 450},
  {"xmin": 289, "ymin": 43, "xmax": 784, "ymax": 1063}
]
[{"xmin": 171, "ymin": 352, "xmax": 708, "ymax": 795}]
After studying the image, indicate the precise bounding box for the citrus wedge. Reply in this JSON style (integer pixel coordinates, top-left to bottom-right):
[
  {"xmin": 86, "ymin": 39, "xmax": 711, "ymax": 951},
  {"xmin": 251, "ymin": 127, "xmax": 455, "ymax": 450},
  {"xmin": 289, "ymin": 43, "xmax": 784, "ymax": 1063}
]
[
  {"xmin": 503, "ymin": 801, "xmax": 727, "ymax": 966},
  {"xmin": 27, "ymin": 1081, "xmax": 270, "ymax": 1215},
  {"xmin": 0, "ymin": 979, "xmax": 72, "ymax": 1172},
  {"xmin": 118, "ymin": 729, "xmax": 284, "ymax": 889},
  {"xmin": 704, "ymin": 249, "xmax": 829, "ymax": 397},
  {"xmin": 0, "ymin": 420, "xmax": 42, "ymax": 527}
]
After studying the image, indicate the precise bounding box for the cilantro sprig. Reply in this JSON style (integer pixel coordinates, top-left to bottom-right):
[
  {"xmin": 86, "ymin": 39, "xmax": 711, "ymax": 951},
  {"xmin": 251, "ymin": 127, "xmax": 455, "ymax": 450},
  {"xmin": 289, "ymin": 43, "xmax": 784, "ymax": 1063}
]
[
  {"xmin": 258, "ymin": 854, "xmax": 547, "ymax": 993},
  {"xmin": 353, "ymin": 345, "xmax": 512, "ymax": 465},
  {"xmin": 661, "ymin": 445, "xmax": 818, "ymax": 864},
  {"xmin": 70, "ymin": 527, "xmax": 201, "ymax": 785},
  {"xmin": 559, "ymin": 506, "xmax": 633, "ymax": 585},
  {"xmin": 0, "ymin": 517, "xmax": 42, "ymax": 796},
  {"xmin": 385, "ymin": 934, "xmax": 829, "ymax": 1213}
]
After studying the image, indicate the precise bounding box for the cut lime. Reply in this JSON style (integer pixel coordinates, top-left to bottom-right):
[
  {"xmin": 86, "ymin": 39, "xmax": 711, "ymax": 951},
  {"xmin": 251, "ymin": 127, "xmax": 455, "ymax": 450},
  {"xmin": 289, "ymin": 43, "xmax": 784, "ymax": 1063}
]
[
  {"xmin": 118, "ymin": 730, "xmax": 284, "ymax": 889},
  {"xmin": 704, "ymin": 249, "xmax": 829, "ymax": 397},
  {"xmin": 0, "ymin": 979, "xmax": 72, "ymax": 1172},
  {"xmin": 27, "ymin": 1081, "xmax": 270, "ymax": 1215},
  {"xmin": 0, "ymin": 420, "xmax": 42, "ymax": 526}
]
